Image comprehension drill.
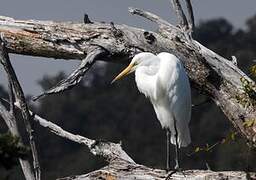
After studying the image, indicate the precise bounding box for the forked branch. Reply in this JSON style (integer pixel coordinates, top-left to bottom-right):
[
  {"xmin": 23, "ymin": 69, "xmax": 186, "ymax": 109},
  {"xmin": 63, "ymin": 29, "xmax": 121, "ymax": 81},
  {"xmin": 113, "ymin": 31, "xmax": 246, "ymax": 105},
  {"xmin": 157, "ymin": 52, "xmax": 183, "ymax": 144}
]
[
  {"xmin": 0, "ymin": 36, "xmax": 40, "ymax": 180},
  {"xmin": 169, "ymin": 0, "xmax": 188, "ymax": 29},
  {"xmin": 0, "ymin": 3, "xmax": 255, "ymax": 179},
  {"xmin": 0, "ymin": 99, "xmax": 35, "ymax": 180},
  {"xmin": 184, "ymin": 0, "xmax": 195, "ymax": 30},
  {"xmin": 0, "ymin": 12, "xmax": 255, "ymax": 147}
]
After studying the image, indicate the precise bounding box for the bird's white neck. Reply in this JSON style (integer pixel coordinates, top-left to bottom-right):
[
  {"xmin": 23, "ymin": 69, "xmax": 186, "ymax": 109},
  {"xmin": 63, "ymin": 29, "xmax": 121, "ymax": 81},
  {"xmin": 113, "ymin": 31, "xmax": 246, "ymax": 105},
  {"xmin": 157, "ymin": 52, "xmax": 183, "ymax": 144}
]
[{"xmin": 135, "ymin": 65, "xmax": 158, "ymax": 100}]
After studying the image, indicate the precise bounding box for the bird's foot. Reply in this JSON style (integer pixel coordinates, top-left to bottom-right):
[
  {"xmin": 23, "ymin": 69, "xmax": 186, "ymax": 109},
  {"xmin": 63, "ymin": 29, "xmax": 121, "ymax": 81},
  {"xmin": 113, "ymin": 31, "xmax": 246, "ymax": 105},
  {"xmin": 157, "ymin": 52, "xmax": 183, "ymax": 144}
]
[{"xmin": 165, "ymin": 167, "xmax": 185, "ymax": 180}]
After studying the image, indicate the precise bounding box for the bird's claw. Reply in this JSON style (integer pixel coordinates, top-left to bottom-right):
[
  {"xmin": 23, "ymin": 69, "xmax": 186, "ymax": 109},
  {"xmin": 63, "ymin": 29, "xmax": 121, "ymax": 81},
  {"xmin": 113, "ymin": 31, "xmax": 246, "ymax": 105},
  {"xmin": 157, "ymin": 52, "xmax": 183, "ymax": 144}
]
[{"xmin": 165, "ymin": 168, "xmax": 185, "ymax": 180}]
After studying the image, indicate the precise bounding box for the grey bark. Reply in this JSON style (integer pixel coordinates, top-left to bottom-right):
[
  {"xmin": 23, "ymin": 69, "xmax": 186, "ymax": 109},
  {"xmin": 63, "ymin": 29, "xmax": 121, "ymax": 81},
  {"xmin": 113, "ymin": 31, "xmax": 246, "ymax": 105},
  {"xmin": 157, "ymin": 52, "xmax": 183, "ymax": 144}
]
[
  {"xmin": 183, "ymin": 0, "xmax": 195, "ymax": 30},
  {"xmin": 58, "ymin": 164, "xmax": 255, "ymax": 180},
  {"xmin": 169, "ymin": 0, "xmax": 188, "ymax": 30},
  {"xmin": 33, "ymin": 46, "xmax": 107, "ymax": 100},
  {"xmin": 0, "ymin": 11, "xmax": 255, "ymax": 148},
  {"xmin": 0, "ymin": 3, "xmax": 255, "ymax": 179},
  {"xmin": 0, "ymin": 101, "xmax": 35, "ymax": 180},
  {"xmin": 0, "ymin": 36, "xmax": 40, "ymax": 180}
]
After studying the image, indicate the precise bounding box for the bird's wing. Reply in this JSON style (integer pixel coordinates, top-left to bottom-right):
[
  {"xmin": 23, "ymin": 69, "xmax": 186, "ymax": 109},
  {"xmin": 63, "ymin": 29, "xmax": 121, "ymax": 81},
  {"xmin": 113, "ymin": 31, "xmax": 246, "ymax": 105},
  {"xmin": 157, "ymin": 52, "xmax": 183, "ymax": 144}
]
[
  {"xmin": 168, "ymin": 62, "xmax": 191, "ymax": 125},
  {"xmin": 163, "ymin": 55, "xmax": 191, "ymax": 147}
]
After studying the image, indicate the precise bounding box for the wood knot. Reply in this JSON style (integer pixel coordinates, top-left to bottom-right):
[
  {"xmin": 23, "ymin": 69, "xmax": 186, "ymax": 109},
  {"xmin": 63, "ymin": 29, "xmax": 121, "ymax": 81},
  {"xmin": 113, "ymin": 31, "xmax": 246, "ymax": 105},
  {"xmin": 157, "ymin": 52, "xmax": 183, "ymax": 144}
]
[
  {"xmin": 238, "ymin": 114, "xmax": 245, "ymax": 120},
  {"xmin": 143, "ymin": 31, "xmax": 156, "ymax": 44},
  {"xmin": 206, "ymin": 68, "xmax": 223, "ymax": 90}
]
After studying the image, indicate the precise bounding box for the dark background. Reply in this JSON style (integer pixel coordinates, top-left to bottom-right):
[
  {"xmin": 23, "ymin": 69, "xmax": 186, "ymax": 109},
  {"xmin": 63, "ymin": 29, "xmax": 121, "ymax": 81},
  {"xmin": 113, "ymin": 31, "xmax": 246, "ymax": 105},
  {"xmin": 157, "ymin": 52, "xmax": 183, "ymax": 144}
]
[{"xmin": 0, "ymin": 2, "xmax": 256, "ymax": 180}]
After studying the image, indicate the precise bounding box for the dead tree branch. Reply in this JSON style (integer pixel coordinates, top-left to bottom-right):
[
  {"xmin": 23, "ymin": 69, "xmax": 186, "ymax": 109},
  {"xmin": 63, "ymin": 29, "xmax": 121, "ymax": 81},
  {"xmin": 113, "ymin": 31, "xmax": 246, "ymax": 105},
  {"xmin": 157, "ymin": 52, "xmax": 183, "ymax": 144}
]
[
  {"xmin": 0, "ymin": 36, "xmax": 40, "ymax": 180},
  {"xmin": 33, "ymin": 46, "xmax": 107, "ymax": 100},
  {"xmin": 0, "ymin": 3, "xmax": 255, "ymax": 178},
  {"xmin": 2, "ymin": 97, "xmax": 254, "ymax": 180},
  {"xmin": 169, "ymin": 0, "xmax": 188, "ymax": 29},
  {"xmin": 33, "ymin": 113, "xmax": 134, "ymax": 163},
  {"xmin": 0, "ymin": 100, "xmax": 35, "ymax": 180},
  {"xmin": 128, "ymin": 7, "xmax": 178, "ymax": 30},
  {"xmin": 0, "ymin": 97, "xmax": 134, "ymax": 163},
  {"xmin": 0, "ymin": 11, "xmax": 255, "ymax": 148},
  {"xmin": 58, "ymin": 167, "xmax": 255, "ymax": 180},
  {"xmin": 183, "ymin": 0, "xmax": 195, "ymax": 30}
]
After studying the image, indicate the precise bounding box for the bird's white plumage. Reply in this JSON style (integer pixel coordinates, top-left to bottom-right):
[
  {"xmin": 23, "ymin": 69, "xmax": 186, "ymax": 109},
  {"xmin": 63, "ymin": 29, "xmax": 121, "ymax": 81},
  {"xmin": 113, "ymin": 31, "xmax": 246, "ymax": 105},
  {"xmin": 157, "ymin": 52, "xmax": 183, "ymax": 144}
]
[{"xmin": 133, "ymin": 52, "xmax": 191, "ymax": 147}]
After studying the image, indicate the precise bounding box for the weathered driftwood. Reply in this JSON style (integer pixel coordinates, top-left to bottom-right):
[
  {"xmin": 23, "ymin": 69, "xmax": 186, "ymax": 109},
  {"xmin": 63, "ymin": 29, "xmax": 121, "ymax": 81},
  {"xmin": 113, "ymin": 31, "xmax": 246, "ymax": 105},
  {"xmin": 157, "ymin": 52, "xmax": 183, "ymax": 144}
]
[
  {"xmin": 0, "ymin": 8, "xmax": 255, "ymax": 148},
  {"xmin": 0, "ymin": 39, "xmax": 38, "ymax": 180},
  {"xmin": 58, "ymin": 163, "xmax": 255, "ymax": 180},
  {"xmin": 0, "ymin": 2, "xmax": 256, "ymax": 179}
]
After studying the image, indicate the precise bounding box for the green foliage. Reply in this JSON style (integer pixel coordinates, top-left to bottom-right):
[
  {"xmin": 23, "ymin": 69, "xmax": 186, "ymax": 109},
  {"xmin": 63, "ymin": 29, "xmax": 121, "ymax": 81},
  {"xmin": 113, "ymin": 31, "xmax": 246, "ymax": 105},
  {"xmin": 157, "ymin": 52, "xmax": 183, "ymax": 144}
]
[
  {"xmin": 250, "ymin": 65, "xmax": 256, "ymax": 77},
  {"xmin": 243, "ymin": 119, "xmax": 256, "ymax": 127},
  {"xmin": 235, "ymin": 77, "xmax": 256, "ymax": 108},
  {"xmin": 188, "ymin": 131, "xmax": 237, "ymax": 156},
  {"xmin": 240, "ymin": 77, "xmax": 256, "ymax": 100},
  {"xmin": 0, "ymin": 133, "xmax": 28, "ymax": 169}
]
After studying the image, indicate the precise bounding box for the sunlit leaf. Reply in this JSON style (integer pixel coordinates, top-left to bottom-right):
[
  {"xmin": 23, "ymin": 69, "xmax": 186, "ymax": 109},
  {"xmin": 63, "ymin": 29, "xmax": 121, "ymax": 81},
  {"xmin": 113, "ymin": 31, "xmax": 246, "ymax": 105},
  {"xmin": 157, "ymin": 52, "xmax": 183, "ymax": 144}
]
[
  {"xmin": 250, "ymin": 65, "xmax": 256, "ymax": 77},
  {"xmin": 243, "ymin": 119, "xmax": 256, "ymax": 127},
  {"xmin": 195, "ymin": 147, "xmax": 200, "ymax": 153}
]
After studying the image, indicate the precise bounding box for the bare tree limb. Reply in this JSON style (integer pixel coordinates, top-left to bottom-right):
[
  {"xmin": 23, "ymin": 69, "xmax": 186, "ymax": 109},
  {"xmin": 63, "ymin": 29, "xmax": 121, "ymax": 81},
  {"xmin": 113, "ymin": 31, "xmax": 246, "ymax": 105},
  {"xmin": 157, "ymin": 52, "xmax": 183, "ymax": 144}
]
[
  {"xmin": 8, "ymin": 80, "xmax": 15, "ymax": 114},
  {"xmin": 0, "ymin": 14, "xmax": 255, "ymax": 148},
  {"xmin": 169, "ymin": 0, "xmax": 188, "ymax": 30},
  {"xmin": 0, "ymin": 2, "xmax": 254, "ymax": 178},
  {"xmin": 0, "ymin": 97, "xmax": 134, "ymax": 164},
  {"xmin": 58, "ymin": 166, "xmax": 256, "ymax": 180},
  {"xmin": 33, "ymin": 46, "xmax": 107, "ymax": 100},
  {"xmin": 2, "ymin": 98, "xmax": 253, "ymax": 180},
  {"xmin": 0, "ymin": 101, "xmax": 35, "ymax": 180},
  {"xmin": 0, "ymin": 36, "xmax": 40, "ymax": 180},
  {"xmin": 183, "ymin": 0, "xmax": 195, "ymax": 30},
  {"xmin": 128, "ymin": 7, "xmax": 178, "ymax": 30},
  {"xmin": 33, "ymin": 113, "xmax": 134, "ymax": 163}
]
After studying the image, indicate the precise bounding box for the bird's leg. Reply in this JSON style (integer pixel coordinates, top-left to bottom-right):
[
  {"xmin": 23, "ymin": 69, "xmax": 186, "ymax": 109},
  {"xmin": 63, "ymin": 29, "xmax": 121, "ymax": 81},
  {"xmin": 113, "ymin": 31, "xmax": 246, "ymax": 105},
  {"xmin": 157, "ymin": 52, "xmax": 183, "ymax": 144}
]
[
  {"xmin": 174, "ymin": 117, "xmax": 180, "ymax": 170},
  {"xmin": 166, "ymin": 118, "xmax": 184, "ymax": 179},
  {"xmin": 166, "ymin": 129, "xmax": 171, "ymax": 171}
]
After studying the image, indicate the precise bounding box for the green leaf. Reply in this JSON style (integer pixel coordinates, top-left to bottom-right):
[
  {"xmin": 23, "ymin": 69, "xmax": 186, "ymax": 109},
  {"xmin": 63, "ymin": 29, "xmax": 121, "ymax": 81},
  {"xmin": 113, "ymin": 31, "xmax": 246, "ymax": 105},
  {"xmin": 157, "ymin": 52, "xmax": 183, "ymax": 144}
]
[
  {"xmin": 195, "ymin": 147, "xmax": 200, "ymax": 153},
  {"xmin": 243, "ymin": 119, "xmax": 256, "ymax": 127}
]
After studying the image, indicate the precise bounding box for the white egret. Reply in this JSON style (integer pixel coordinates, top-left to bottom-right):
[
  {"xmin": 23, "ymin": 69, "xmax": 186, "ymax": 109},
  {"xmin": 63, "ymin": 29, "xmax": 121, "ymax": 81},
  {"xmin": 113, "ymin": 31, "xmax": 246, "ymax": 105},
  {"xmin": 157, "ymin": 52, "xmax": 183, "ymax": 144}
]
[
  {"xmin": 112, "ymin": 52, "xmax": 191, "ymax": 170},
  {"xmin": 112, "ymin": 52, "xmax": 191, "ymax": 171}
]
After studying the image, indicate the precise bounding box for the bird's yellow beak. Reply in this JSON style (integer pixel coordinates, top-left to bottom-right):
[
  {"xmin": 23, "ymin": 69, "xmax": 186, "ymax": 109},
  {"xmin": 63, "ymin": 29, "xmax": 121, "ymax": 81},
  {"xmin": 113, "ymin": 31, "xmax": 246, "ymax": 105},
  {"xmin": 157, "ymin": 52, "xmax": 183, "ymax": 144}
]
[{"xmin": 111, "ymin": 63, "xmax": 134, "ymax": 84}]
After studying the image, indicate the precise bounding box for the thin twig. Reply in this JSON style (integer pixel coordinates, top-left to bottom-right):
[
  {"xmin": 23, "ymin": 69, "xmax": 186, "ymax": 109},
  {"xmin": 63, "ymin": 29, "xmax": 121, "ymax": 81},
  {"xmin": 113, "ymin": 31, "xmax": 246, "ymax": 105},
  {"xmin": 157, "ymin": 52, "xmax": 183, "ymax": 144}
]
[
  {"xmin": 0, "ymin": 35, "xmax": 40, "ymax": 180},
  {"xmin": 183, "ymin": 0, "xmax": 195, "ymax": 30},
  {"xmin": 33, "ymin": 47, "xmax": 106, "ymax": 101},
  {"xmin": 128, "ymin": 7, "xmax": 178, "ymax": 30},
  {"xmin": 169, "ymin": 0, "xmax": 188, "ymax": 29}
]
